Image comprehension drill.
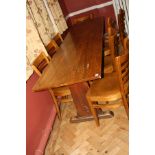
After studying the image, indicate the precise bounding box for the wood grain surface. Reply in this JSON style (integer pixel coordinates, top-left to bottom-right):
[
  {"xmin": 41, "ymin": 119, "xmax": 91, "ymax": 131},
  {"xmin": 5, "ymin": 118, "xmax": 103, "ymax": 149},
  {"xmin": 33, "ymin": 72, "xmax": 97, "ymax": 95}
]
[{"xmin": 33, "ymin": 17, "xmax": 104, "ymax": 92}]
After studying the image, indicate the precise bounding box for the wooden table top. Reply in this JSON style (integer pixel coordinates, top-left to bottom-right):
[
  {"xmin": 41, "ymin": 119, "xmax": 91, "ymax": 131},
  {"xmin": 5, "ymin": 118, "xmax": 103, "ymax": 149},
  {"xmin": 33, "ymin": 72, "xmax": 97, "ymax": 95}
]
[{"xmin": 33, "ymin": 17, "xmax": 104, "ymax": 92}]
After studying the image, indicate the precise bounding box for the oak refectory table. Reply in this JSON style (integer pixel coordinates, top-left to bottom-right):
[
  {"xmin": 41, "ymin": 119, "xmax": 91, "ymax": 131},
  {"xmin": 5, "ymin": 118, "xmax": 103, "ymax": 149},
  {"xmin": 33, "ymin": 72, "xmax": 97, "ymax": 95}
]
[{"xmin": 33, "ymin": 17, "xmax": 114, "ymax": 123}]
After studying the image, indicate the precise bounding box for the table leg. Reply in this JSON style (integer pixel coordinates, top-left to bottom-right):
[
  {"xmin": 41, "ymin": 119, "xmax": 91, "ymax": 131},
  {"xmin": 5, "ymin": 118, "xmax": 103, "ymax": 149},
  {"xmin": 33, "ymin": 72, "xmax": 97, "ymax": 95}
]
[{"xmin": 69, "ymin": 82, "xmax": 114, "ymax": 123}]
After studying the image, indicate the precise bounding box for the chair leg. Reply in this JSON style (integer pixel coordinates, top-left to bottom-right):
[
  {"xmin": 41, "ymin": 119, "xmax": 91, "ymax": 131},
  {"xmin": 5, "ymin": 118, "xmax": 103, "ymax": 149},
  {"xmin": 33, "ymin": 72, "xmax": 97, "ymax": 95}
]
[
  {"xmin": 92, "ymin": 107, "xmax": 99, "ymax": 127},
  {"xmin": 49, "ymin": 89, "xmax": 61, "ymax": 120},
  {"xmin": 87, "ymin": 98, "xmax": 100, "ymax": 126},
  {"xmin": 54, "ymin": 98, "xmax": 62, "ymax": 120}
]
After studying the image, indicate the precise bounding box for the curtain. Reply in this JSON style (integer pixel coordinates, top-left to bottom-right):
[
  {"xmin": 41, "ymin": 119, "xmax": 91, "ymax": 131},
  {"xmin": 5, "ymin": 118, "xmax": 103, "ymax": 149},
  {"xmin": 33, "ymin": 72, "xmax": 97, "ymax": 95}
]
[
  {"xmin": 27, "ymin": 0, "xmax": 55, "ymax": 46},
  {"xmin": 47, "ymin": 0, "xmax": 68, "ymax": 34},
  {"xmin": 26, "ymin": 0, "xmax": 68, "ymax": 45},
  {"xmin": 26, "ymin": 0, "xmax": 68, "ymax": 81},
  {"xmin": 26, "ymin": 7, "xmax": 48, "ymax": 80}
]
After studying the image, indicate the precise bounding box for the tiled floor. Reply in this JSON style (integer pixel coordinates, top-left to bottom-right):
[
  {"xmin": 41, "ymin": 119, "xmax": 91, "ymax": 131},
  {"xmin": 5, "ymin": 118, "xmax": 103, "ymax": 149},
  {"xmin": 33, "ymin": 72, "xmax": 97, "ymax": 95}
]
[{"xmin": 45, "ymin": 101, "xmax": 128, "ymax": 155}]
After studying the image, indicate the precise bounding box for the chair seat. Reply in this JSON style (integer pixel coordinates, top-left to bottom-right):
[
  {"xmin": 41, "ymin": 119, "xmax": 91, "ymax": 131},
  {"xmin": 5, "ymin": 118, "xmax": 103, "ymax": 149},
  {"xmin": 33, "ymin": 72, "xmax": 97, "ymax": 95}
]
[
  {"xmin": 104, "ymin": 55, "xmax": 113, "ymax": 73},
  {"xmin": 104, "ymin": 47, "xmax": 110, "ymax": 56},
  {"xmin": 53, "ymin": 86, "xmax": 71, "ymax": 96},
  {"xmin": 86, "ymin": 72, "xmax": 121, "ymax": 101},
  {"xmin": 104, "ymin": 40, "xmax": 111, "ymax": 56}
]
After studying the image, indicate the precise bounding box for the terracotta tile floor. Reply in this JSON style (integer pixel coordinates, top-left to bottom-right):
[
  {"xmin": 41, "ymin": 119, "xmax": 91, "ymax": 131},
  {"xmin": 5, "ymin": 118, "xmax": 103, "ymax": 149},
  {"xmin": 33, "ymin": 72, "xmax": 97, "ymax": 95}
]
[{"xmin": 45, "ymin": 101, "xmax": 128, "ymax": 155}]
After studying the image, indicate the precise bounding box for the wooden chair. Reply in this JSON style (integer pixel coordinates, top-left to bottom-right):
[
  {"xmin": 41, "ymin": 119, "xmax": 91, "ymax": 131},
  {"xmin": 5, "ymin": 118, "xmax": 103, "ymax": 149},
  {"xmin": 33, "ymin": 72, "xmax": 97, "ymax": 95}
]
[
  {"xmin": 117, "ymin": 36, "xmax": 129, "ymax": 56},
  {"xmin": 115, "ymin": 53, "xmax": 129, "ymax": 116},
  {"xmin": 86, "ymin": 53, "xmax": 129, "ymax": 126},
  {"xmin": 123, "ymin": 37, "xmax": 129, "ymax": 53},
  {"xmin": 89, "ymin": 34, "xmax": 117, "ymax": 86},
  {"xmin": 31, "ymin": 52, "xmax": 50, "ymax": 76},
  {"xmin": 105, "ymin": 17, "xmax": 117, "ymax": 37},
  {"xmin": 104, "ymin": 32, "xmax": 119, "ymax": 74},
  {"xmin": 53, "ymin": 33, "xmax": 63, "ymax": 47},
  {"xmin": 31, "ymin": 52, "xmax": 73, "ymax": 119},
  {"xmin": 104, "ymin": 17, "xmax": 117, "ymax": 57},
  {"xmin": 46, "ymin": 40, "xmax": 59, "ymax": 59},
  {"xmin": 71, "ymin": 14, "xmax": 93, "ymax": 25},
  {"xmin": 103, "ymin": 16, "xmax": 128, "ymax": 74}
]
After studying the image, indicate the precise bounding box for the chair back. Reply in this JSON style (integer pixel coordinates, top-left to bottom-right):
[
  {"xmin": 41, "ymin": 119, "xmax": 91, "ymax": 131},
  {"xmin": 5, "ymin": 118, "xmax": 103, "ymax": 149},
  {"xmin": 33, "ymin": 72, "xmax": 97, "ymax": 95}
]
[
  {"xmin": 123, "ymin": 37, "xmax": 129, "ymax": 53},
  {"xmin": 46, "ymin": 40, "xmax": 59, "ymax": 58},
  {"xmin": 53, "ymin": 33, "xmax": 63, "ymax": 46},
  {"xmin": 115, "ymin": 53, "xmax": 129, "ymax": 116},
  {"xmin": 31, "ymin": 52, "xmax": 50, "ymax": 76},
  {"xmin": 107, "ymin": 17, "xmax": 117, "ymax": 36},
  {"xmin": 108, "ymin": 33, "xmax": 119, "ymax": 70},
  {"xmin": 72, "ymin": 14, "xmax": 93, "ymax": 25},
  {"xmin": 118, "ymin": 9, "xmax": 126, "ymax": 45}
]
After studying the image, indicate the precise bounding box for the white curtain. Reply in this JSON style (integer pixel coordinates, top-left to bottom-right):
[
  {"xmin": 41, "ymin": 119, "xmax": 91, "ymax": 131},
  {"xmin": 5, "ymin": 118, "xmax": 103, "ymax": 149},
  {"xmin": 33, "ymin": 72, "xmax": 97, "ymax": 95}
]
[{"xmin": 26, "ymin": 0, "xmax": 68, "ymax": 80}]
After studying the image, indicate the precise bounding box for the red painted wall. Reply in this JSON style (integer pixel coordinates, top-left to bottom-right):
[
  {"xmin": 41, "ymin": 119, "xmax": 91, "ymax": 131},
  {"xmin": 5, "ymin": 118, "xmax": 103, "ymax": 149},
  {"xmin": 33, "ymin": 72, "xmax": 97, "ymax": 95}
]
[
  {"xmin": 58, "ymin": 0, "xmax": 69, "ymax": 17},
  {"xmin": 59, "ymin": 0, "xmax": 116, "ymax": 29},
  {"xmin": 59, "ymin": 0, "xmax": 112, "ymax": 12},
  {"xmin": 98, "ymin": 5, "xmax": 116, "ymax": 30},
  {"xmin": 26, "ymin": 73, "xmax": 56, "ymax": 155}
]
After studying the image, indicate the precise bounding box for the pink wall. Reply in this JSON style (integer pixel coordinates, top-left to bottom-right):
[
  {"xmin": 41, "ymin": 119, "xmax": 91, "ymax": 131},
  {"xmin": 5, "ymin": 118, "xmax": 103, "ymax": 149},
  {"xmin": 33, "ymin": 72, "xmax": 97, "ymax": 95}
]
[{"xmin": 26, "ymin": 73, "xmax": 56, "ymax": 155}]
